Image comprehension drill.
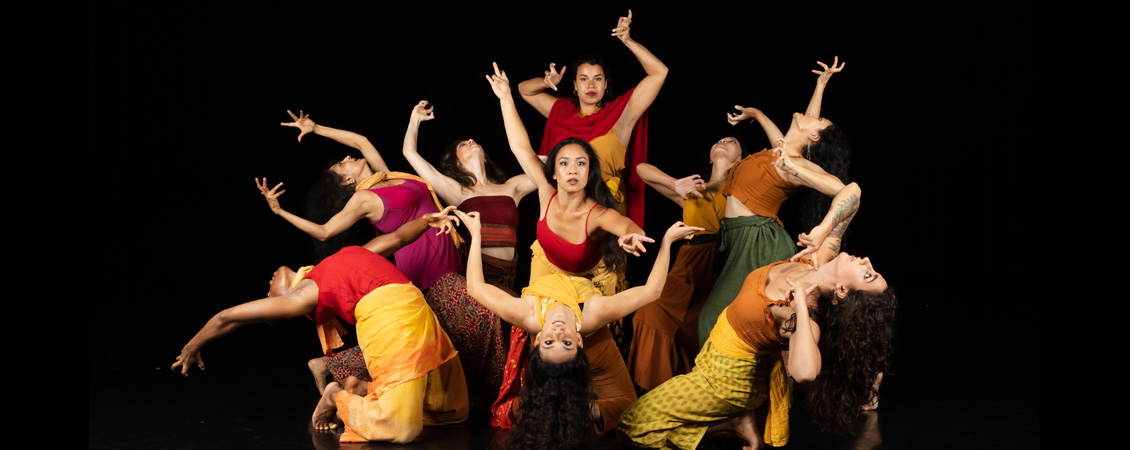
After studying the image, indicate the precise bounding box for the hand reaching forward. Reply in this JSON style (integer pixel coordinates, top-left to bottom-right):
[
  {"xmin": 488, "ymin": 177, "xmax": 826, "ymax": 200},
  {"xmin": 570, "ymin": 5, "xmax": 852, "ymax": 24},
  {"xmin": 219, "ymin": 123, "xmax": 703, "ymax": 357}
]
[
  {"xmin": 255, "ymin": 177, "xmax": 285, "ymax": 214},
  {"xmin": 171, "ymin": 345, "xmax": 204, "ymax": 376},
  {"xmin": 813, "ymin": 56, "xmax": 845, "ymax": 85},
  {"xmin": 727, "ymin": 105, "xmax": 762, "ymax": 126},
  {"xmin": 673, "ymin": 174, "xmax": 706, "ymax": 199},
  {"xmin": 618, "ymin": 232, "xmax": 655, "ymax": 257},
  {"xmin": 281, "ymin": 110, "xmax": 316, "ymax": 142},
  {"xmin": 661, "ymin": 221, "xmax": 705, "ymax": 244},
  {"xmin": 424, "ymin": 206, "xmax": 459, "ymax": 235}
]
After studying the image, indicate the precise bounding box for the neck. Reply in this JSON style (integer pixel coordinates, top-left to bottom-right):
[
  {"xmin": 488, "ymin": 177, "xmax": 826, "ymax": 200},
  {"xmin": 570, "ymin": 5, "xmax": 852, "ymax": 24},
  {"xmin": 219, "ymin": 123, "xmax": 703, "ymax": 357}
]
[
  {"xmin": 578, "ymin": 101, "xmax": 601, "ymax": 116},
  {"xmin": 463, "ymin": 160, "xmax": 491, "ymax": 187}
]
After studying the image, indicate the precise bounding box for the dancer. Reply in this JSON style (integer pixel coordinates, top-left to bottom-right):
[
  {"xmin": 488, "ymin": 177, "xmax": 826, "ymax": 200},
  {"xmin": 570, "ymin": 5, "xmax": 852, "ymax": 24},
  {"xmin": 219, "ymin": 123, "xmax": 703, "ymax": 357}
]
[
  {"xmin": 401, "ymin": 100, "xmax": 536, "ymax": 292},
  {"xmin": 172, "ymin": 210, "xmax": 470, "ymax": 443},
  {"xmin": 626, "ymin": 136, "xmax": 743, "ymax": 391},
  {"xmin": 696, "ymin": 57, "xmax": 858, "ymax": 347},
  {"xmin": 485, "ymin": 60, "xmax": 657, "ymax": 431},
  {"xmin": 517, "ymin": 9, "xmax": 667, "ymax": 227},
  {"xmin": 258, "ymin": 111, "xmax": 506, "ymax": 409},
  {"xmin": 618, "ymin": 248, "xmax": 897, "ymax": 449},
  {"xmin": 458, "ymin": 208, "xmax": 703, "ymax": 446}
]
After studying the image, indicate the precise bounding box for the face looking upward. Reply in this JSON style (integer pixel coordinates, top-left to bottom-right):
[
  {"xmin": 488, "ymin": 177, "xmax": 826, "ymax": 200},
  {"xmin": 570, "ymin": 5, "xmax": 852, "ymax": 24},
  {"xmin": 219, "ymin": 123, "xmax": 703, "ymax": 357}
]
[
  {"xmin": 825, "ymin": 252, "xmax": 887, "ymax": 297},
  {"xmin": 268, "ymin": 266, "xmax": 297, "ymax": 297},
  {"xmin": 329, "ymin": 155, "xmax": 370, "ymax": 186},
  {"xmin": 792, "ymin": 113, "xmax": 834, "ymax": 143},
  {"xmin": 456, "ymin": 139, "xmax": 484, "ymax": 168},
  {"xmin": 710, "ymin": 137, "xmax": 743, "ymax": 165}
]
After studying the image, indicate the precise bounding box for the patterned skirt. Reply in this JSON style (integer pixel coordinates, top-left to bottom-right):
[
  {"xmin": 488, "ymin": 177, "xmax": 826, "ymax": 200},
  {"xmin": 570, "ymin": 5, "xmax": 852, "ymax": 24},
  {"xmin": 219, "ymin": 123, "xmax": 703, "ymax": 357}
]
[{"xmin": 425, "ymin": 271, "xmax": 507, "ymax": 411}]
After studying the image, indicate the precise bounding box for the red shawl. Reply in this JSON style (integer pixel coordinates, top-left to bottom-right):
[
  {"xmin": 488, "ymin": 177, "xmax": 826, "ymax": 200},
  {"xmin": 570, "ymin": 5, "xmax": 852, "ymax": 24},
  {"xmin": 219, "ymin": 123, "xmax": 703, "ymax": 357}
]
[{"xmin": 537, "ymin": 88, "xmax": 648, "ymax": 228}]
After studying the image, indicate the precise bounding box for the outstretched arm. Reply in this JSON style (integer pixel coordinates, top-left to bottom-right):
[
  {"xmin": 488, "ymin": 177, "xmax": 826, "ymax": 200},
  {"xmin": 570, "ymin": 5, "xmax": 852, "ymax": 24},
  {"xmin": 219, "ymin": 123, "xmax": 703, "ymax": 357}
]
[
  {"xmin": 636, "ymin": 162, "xmax": 704, "ymax": 206},
  {"xmin": 281, "ymin": 110, "xmax": 391, "ymax": 174},
  {"xmin": 611, "ymin": 10, "xmax": 669, "ymax": 147},
  {"xmin": 401, "ymin": 101, "xmax": 464, "ymax": 202},
  {"xmin": 456, "ymin": 210, "xmax": 539, "ymax": 332},
  {"xmin": 172, "ymin": 282, "xmax": 320, "ymax": 376},
  {"xmin": 804, "ymin": 56, "xmax": 845, "ymax": 119},
  {"xmin": 488, "ymin": 63, "xmax": 554, "ymax": 194},
  {"xmin": 363, "ymin": 206, "xmax": 458, "ymax": 258},
  {"xmin": 256, "ymin": 178, "xmax": 381, "ymax": 241},
  {"xmin": 728, "ymin": 105, "xmax": 784, "ymax": 146},
  {"xmin": 791, "ymin": 182, "xmax": 860, "ymax": 267},
  {"xmin": 580, "ymin": 222, "xmax": 702, "ymax": 333}
]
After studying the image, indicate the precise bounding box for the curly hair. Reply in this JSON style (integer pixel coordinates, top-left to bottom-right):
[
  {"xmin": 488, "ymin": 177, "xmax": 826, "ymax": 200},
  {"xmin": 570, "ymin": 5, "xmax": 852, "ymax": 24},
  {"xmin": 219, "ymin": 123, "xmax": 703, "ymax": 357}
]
[
  {"xmin": 504, "ymin": 347, "xmax": 598, "ymax": 450},
  {"xmin": 437, "ymin": 139, "xmax": 507, "ymax": 192},
  {"xmin": 800, "ymin": 285, "xmax": 897, "ymax": 435},
  {"xmin": 795, "ymin": 125, "xmax": 853, "ymax": 233},
  {"xmin": 305, "ymin": 163, "xmax": 376, "ymax": 262},
  {"xmin": 542, "ymin": 137, "xmax": 627, "ymax": 274}
]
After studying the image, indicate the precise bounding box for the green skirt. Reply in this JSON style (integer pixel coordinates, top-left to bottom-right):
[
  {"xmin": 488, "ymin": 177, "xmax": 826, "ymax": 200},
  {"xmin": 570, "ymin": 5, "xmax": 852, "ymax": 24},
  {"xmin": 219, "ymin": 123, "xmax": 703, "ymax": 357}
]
[{"xmin": 695, "ymin": 215, "xmax": 793, "ymax": 348}]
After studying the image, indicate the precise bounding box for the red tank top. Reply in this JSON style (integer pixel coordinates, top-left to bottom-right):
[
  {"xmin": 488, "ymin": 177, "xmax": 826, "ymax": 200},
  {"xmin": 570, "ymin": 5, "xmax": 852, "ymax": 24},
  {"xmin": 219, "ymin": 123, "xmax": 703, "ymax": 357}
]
[{"xmin": 536, "ymin": 192, "xmax": 603, "ymax": 273}]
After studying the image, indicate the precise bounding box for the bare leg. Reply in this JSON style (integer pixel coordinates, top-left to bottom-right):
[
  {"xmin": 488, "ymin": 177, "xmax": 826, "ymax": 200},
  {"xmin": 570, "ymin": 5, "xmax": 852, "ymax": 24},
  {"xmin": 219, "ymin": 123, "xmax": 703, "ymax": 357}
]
[
  {"xmin": 706, "ymin": 409, "xmax": 761, "ymax": 450},
  {"xmin": 862, "ymin": 372, "xmax": 883, "ymax": 411},
  {"xmin": 308, "ymin": 357, "xmax": 331, "ymax": 394},
  {"xmin": 343, "ymin": 376, "xmax": 368, "ymax": 396},
  {"xmin": 312, "ymin": 381, "xmax": 343, "ymax": 431}
]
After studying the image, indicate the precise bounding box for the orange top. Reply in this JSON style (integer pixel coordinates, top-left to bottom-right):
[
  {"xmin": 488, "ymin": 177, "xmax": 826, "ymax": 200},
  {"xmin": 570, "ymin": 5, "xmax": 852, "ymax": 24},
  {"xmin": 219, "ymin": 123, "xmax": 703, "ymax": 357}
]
[
  {"xmin": 723, "ymin": 260, "xmax": 812, "ymax": 352},
  {"xmin": 720, "ymin": 149, "xmax": 803, "ymax": 226}
]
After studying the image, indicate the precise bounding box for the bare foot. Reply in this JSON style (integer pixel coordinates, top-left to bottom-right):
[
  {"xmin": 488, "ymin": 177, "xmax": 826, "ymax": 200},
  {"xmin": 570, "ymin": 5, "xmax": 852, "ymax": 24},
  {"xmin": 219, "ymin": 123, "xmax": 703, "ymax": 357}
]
[
  {"xmin": 308, "ymin": 357, "xmax": 330, "ymax": 394},
  {"xmin": 343, "ymin": 376, "xmax": 368, "ymax": 396},
  {"xmin": 312, "ymin": 382, "xmax": 342, "ymax": 431},
  {"xmin": 707, "ymin": 410, "xmax": 762, "ymax": 450}
]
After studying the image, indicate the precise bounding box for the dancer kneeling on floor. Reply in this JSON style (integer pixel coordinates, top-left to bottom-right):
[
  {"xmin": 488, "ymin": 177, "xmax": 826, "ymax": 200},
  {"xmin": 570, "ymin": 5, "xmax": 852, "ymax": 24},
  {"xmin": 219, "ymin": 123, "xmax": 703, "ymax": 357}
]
[{"xmin": 172, "ymin": 208, "xmax": 469, "ymax": 444}]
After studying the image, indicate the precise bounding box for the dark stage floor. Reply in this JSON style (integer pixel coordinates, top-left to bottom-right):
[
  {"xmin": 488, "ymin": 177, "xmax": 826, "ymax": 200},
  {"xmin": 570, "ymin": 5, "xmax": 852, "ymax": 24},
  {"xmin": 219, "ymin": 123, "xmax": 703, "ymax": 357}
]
[{"xmin": 89, "ymin": 304, "xmax": 1039, "ymax": 450}]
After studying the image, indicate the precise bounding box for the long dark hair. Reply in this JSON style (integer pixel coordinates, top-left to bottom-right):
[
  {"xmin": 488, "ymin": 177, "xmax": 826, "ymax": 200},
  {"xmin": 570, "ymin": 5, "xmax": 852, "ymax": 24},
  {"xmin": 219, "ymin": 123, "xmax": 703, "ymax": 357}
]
[
  {"xmin": 305, "ymin": 163, "xmax": 376, "ymax": 262},
  {"xmin": 542, "ymin": 137, "xmax": 626, "ymax": 274},
  {"xmin": 438, "ymin": 139, "xmax": 507, "ymax": 191},
  {"xmin": 795, "ymin": 125, "xmax": 852, "ymax": 233},
  {"xmin": 800, "ymin": 285, "xmax": 897, "ymax": 435},
  {"xmin": 504, "ymin": 348, "xmax": 597, "ymax": 450}
]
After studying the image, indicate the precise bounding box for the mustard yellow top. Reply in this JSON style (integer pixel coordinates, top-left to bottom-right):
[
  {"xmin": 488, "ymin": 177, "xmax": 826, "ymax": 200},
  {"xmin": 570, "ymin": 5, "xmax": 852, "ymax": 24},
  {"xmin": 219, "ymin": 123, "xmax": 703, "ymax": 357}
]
[
  {"xmin": 522, "ymin": 274, "xmax": 599, "ymax": 332},
  {"xmin": 681, "ymin": 188, "xmax": 727, "ymax": 235}
]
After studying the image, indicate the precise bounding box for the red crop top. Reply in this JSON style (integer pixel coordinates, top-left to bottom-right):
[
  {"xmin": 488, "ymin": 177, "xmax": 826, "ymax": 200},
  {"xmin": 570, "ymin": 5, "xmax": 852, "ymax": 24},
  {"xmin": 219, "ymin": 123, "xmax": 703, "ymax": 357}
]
[{"xmin": 536, "ymin": 192, "xmax": 603, "ymax": 273}]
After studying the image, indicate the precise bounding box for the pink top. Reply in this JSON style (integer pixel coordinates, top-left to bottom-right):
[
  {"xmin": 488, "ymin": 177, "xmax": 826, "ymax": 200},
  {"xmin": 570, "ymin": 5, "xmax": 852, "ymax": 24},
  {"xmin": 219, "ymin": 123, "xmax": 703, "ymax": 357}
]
[
  {"xmin": 536, "ymin": 191, "xmax": 603, "ymax": 273},
  {"xmin": 369, "ymin": 179, "xmax": 463, "ymax": 290}
]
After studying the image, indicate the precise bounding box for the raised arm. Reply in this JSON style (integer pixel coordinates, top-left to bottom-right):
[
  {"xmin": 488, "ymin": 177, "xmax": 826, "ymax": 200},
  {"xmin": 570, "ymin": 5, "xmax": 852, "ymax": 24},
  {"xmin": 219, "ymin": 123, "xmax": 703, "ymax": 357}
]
[
  {"xmin": 401, "ymin": 101, "xmax": 465, "ymax": 202},
  {"xmin": 728, "ymin": 105, "xmax": 784, "ymax": 146},
  {"xmin": 456, "ymin": 210, "xmax": 540, "ymax": 332},
  {"xmin": 488, "ymin": 63, "xmax": 554, "ymax": 195},
  {"xmin": 791, "ymin": 182, "xmax": 860, "ymax": 267},
  {"xmin": 804, "ymin": 57, "xmax": 845, "ymax": 120},
  {"xmin": 363, "ymin": 206, "xmax": 457, "ymax": 258},
  {"xmin": 518, "ymin": 62, "xmax": 566, "ymax": 118},
  {"xmin": 281, "ymin": 110, "xmax": 391, "ymax": 174},
  {"xmin": 580, "ymin": 222, "xmax": 702, "ymax": 333},
  {"xmin": 256, "ymin": 177, "xmax": 382, "ymax": 241},
  {"xmin": 172, "ymin": 281, "xmax": 320, "ymax": 376},
  {"xmin": 611, "ymin": 10, "xmax": 669, "ymax": 147}
]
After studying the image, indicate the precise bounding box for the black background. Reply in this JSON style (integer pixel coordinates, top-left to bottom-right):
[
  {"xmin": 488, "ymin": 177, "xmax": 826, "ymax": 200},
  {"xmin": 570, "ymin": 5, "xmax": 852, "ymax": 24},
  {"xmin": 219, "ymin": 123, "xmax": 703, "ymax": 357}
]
[{"xmin": 89, "ymin": 3, "xmax": 1037, "ymax": 448}]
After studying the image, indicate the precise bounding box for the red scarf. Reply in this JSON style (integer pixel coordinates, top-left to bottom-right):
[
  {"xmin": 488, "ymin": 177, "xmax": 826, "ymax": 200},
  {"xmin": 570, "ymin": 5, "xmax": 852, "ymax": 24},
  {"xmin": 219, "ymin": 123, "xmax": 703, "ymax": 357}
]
[{"xmin": 538, "ymin": 88, "xmax": 649, "ymax": 228}]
